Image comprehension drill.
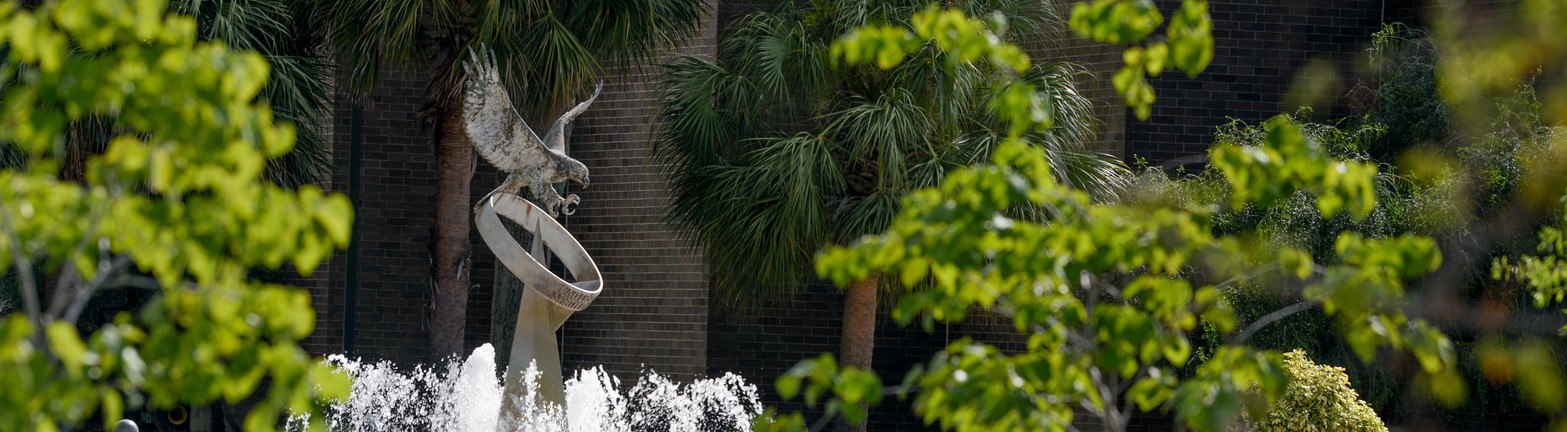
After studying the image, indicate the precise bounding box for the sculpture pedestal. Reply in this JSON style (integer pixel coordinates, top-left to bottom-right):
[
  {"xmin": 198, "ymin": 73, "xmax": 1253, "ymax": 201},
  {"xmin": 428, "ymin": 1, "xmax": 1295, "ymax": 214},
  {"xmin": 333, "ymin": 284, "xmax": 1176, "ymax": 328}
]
[{"xmin": 475, "ymin": 193, "xmax": 601, "ymax": 422}]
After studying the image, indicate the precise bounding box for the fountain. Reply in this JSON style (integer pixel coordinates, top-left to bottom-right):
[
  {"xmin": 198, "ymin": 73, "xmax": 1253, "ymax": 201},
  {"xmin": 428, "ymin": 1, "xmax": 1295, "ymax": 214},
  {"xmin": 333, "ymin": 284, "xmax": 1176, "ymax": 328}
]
[
  {"xmin": 475, "ymin": 191, "xmax": 602, "ymax": 415},
  {"xmin": 286, "ymin": 174, "xmax": 767, "ymax": 431},
  {"xmin": 289, "ymin": 344, "xmax": 761, "ymax": 431},
  {"xmin": 286, "ymin": 47, "xmax": 762, "ymax": 431},
  {"xmin": 296, "ymin": 199, "xmax": 754, "ymax": 429}
]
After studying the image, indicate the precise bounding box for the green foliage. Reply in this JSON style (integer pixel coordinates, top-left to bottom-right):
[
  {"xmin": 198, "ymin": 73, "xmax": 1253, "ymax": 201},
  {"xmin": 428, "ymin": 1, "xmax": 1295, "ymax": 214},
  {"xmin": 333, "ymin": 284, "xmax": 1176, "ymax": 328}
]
[
  {"xmin": 0, "ymin": 0, "xmax": 332, "ymax": 189},
  {"xmin": 1496, "ymin": 186, "xmax": 1567, "ymax": 337},
  {"xmin": 1069, "ymin": 0, "xmax": 1213, "ymax": 119},
  {"xmin": 659, "ymin": 2, "xmax": 1127, "ymax": 304},
  {"xmin": 1240, "ymin": 350, "xmax": 1388, "ymax": 432},
  {"xmin": 314, "ymin": 0, "xmax": 706, "ymax": 116},
  {"xmin": 750, "ymin": 9, "xmax": 1467, "ymax": 430},
  {"xmin": 1469, "ymin": 337, "xmax": 1567, "ymax": 416},
  {"xmin": 0, "ymin": 0, "xmax": 352, "ymax": 430},
  {"xmin": 1200, "ymin": 23, "xmax": 1567, "ymax": 425},
  {"xmin": 775, "ymin": 353, "xmax": 885, "ymax": 426},
  {"xmin": 1130, "ymin": 115, "xmax": 1438, "ymax": 413},
  {"xmin": 1431, "ymin": 0, "xmax": 1567, "ymax": 126},
  {"xmin": 795, "ymin": 119, "xmax": 1452, "ymax": 430},
  {"xmin": 1357, "ymin": 23, "xmax": 1446, "ymax": 161},
  {"xmin": 755, "ymin": 2, "xmax": 1567, "ymax": 431},
  {"xmin": 1209, "ymin": 117, "xmax": 1380, "ymax": 220},
  {"xmin": 174, "ymin": 0, "xmax": 333, "ymax": 189}
]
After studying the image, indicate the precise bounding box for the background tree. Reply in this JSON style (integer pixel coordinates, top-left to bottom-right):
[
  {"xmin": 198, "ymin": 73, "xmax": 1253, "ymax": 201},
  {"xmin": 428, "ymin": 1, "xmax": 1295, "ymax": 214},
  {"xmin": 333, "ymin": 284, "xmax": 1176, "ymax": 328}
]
[
  {"xmin": 0, "ymin": 0, "xmax": 330, "ymax": 188},
  {"xmin": 768, "ymin": 1, "xmax": 1567, "ymax": 430},
  {"xmin": 311, "ymin": 0, "xmax": 706, "ymax": 357},
  {"xmin": 0, "ymin": 0, "xmax": 353, "ymax": 430},
  {"xmin": 0, "ymin": 13, "xmax": 338, "ymax": 421},
  {"xmin": 175, "ymin": 0, "xmax": 334, "ymax": 189},
  {"xmin": 658, "ymin": 3, "xmax": 1128, "ymax": 428}
]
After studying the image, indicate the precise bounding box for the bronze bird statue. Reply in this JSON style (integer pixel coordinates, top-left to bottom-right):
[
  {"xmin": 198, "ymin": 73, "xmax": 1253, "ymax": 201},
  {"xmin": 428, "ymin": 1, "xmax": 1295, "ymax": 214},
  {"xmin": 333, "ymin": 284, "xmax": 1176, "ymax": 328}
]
[{"xmin": 462, "ymin": 46, "xmax": 600, "ymax": 216}]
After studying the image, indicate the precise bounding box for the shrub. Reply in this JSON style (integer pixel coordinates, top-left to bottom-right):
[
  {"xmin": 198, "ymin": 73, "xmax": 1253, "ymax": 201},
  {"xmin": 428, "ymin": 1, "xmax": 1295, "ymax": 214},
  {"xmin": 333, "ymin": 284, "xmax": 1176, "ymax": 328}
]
[
  {"xmin": 1358, "ymin": 23, "xmax": 1445, "ymax": 162},
  {"xmin": 1243, "ymin": 350, "xmax": 1388, "ymax": 432}
]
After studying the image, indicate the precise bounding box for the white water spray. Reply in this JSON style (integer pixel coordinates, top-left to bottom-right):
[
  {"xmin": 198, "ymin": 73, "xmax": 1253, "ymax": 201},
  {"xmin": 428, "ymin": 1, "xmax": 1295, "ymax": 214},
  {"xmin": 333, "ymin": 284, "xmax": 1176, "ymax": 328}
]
[{"xmin": 289, "ymin": 344, "xmax": 760, "ymax": 431}]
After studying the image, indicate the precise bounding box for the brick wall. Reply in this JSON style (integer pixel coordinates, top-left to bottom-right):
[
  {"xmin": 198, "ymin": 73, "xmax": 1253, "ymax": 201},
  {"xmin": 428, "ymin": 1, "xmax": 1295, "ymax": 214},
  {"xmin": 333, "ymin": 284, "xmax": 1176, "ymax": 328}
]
[
  {"xmin": 306, "ymin": 65, "xmax": 445, "ymax": 366},
  {"xmin": 553, "ymin": 0, "xmax": 720, "ymax": 378},
  {"xmin": 1384, "ymin": 0, "xmax": 1528, "ymax": 30},
  {"xmin": 1122, "ymin": 0, "xmax": 1385, "ymax": 166}
]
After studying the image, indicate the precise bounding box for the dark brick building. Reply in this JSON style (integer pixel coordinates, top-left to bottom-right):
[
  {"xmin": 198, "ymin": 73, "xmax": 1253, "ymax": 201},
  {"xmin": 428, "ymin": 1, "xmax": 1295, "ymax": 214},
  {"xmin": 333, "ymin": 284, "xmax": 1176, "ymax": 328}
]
[{"xmin": 297, "ymin": 1, "xmax": 1530, "ymax": 430}]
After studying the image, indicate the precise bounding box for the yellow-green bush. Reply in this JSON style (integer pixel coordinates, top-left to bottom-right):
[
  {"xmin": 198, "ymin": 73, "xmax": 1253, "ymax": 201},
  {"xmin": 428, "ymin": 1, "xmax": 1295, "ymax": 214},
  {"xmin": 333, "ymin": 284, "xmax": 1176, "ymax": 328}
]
[{"xmin": 1245, "ymin": 350, "xmax": 1388, "ymax": 432}]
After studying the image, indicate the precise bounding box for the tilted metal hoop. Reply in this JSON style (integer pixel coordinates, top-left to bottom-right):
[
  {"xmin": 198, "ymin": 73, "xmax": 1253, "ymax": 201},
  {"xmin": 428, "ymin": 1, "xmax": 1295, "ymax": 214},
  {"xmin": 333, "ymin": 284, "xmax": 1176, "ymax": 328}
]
[{"xmin": 475, "ymin": 192, "xmax": 602, "ymax": 311}]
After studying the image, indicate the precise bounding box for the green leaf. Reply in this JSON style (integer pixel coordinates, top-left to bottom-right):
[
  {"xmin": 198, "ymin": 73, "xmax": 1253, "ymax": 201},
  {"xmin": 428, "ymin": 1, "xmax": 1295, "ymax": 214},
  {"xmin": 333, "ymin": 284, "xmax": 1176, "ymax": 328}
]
[
  {"xmin": 1167, "ymin": 0, "xmax": 1214, "ymax": 76},
  {"xmin": 776, "ymin": 373, "xmax": 802, "ymax": 400},
  {"xmin": 46, "ymin": 322, "xmax": 86, "ymax": 370},
  {"xmin": 835, "ymin": 369, "xmax": 883, "ymax": 404},
  {"xmin": 1144, "ymin": 42, "xmax": 1168, "ymax": 76},
  {"xmin": 840, "ymin": 400, "xmax": 866, "ymax": 424}
]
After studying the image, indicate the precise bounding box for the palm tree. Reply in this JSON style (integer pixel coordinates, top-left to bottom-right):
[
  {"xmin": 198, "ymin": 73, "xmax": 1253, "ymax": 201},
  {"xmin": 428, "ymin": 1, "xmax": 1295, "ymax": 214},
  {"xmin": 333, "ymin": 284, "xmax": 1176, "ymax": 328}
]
[
  {"xmin": 657, "ymin": 1, "xmax": 1129, "ymax": 428},
  {"xmin": 311, "ymin": 0, "xmax": 706, "ymax": 357}
]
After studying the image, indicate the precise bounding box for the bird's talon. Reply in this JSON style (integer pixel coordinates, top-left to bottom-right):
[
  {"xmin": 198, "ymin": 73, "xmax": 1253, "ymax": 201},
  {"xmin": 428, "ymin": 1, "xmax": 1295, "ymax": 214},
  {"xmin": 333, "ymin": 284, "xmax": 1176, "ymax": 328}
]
[{"xmin": 561, "ymin": 194, "xmax": 580, "ymax": 216}]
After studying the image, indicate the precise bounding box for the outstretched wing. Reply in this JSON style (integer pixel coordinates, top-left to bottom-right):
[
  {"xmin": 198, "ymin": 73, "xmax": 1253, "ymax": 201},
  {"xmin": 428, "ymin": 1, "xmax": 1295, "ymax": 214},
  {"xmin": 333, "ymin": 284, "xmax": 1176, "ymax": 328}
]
[
  {"xmin": 462, "ymin": 46, "xmax": 547, "ymax": 173},
  {"xmin": 542, "ymin": 81, "xmax": 604, "ymax": 153}
]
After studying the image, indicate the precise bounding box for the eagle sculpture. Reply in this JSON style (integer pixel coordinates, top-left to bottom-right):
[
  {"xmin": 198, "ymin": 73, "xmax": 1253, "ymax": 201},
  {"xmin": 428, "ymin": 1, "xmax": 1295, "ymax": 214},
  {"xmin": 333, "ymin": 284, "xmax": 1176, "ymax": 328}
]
[{"xmin": 462, "ymin": 47, "xmax": 599, "ymax": 216}]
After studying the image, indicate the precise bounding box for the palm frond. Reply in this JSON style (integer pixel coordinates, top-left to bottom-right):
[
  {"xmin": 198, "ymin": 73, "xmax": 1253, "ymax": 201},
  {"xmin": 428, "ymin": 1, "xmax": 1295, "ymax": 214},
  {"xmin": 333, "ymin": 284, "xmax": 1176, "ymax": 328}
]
[
  {"xmin": 1021, "ymin": 62, "xmax": 1098, "ymax": 151},
  {"xmin": 826, "ymin": 88, "xmax": 931, "ymax": 192},
  {"xmin": 829, "ymin": 0, "xmax": 925, "ymax": 30},
  {"xmin": 886, "ymin": 44, "xmax": 989, "ymax": 138},
  {"xmin": 723, "ymin": 12, "xmax": 804, "ymax": 105},
  {"xmin": 1040, "ymin": 148, "xmax": 1133, "ymax": 201},
  {"xmin": 657, "ymin": 56, "xmax": 753, "ymax": 170},
  {"xmin": 907, "ymin": 154, "xmax": 954, "ymax": 189},
  {"xmin": 668, "ymin": 134, "xmax": 845, "ymax": 303},
  {"xmin": 963, "ymin": 62, "xmax": 1130, "ymax": 201},
  {"xmin": 834, "ymin": 190, "xmax": 900, "ymax": 243},
  {"xmin": 566, "ymin": 0, "xmax": 707, "ymax": 68},
  {"xmin": 513, "ymin": 15, "xmax": 602, "ymax": 114},
  {"xmin": 658, "ymin": 0, "xmax": 1119, "ymax": 306},
  {"xmin": 460, "ymin": 0, "xmax": 708, "ymax": 117},
  {"xmin": 175, "ymin": 0, "xmax": 291, "ymax": 52},
  {"xmin": 716, "ymin": 9, "xmax": 839, "ymax": 132},
  {"xmin": 471, "ymin": 1, "xmax": 546, "ymax": 109},
  {"xmin": 957, "ymin": 0, "xmax": 1057, "ymax": 44},
  {"xmin": 259, "ymin": 54, "xmax": 333, "ymax": 188},
  {"xmin": 313, "ymin": 0, "xmax": 456, "ymax": 94}
]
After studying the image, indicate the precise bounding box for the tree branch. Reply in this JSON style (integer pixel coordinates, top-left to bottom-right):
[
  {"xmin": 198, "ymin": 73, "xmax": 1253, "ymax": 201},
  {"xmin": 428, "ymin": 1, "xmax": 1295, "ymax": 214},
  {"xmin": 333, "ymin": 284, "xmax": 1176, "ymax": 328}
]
[
  {"xmin": 46, "ymin": 265, "xmax": 82, "ymax": 319},
  {"xmin": 1230, "ymin": 300, "xmax": 1315, "ymax": 345},
  {"xmin": 63, "ymin": 256, "xmax": 132, "ymax": 324},
  {"xmin": 0, "ymin": 200, "xmax": 42, "ymax": 327},
  {"xmin": 807, "ymin": 411, "xmax": 834, "ymax": 432},
  {"xmin": 1211, "ymin": 263, "xmax": 1281, "ymax": 292},
  {"xmin": 48, "ymin": 203, "xmax": 109, "ymax": 319}
]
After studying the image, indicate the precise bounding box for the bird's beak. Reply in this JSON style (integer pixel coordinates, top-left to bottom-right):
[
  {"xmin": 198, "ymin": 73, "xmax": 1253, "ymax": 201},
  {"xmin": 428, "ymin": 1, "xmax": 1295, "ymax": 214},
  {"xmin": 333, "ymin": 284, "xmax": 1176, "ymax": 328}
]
[{"xmin": 577, "ymin": 178, "xmax": 589, "ymax": 189}]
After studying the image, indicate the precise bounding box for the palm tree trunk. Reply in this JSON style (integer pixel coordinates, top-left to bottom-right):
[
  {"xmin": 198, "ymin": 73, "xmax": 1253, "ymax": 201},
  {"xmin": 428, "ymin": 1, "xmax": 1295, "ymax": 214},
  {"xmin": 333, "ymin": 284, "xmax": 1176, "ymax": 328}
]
[
  {"xmin": 840, "ymin": 276, "xmax": 878, "ymax": 432},
  {"xmin": 431, "ymin": 94, "xmax": 474, "ymax": 358}
]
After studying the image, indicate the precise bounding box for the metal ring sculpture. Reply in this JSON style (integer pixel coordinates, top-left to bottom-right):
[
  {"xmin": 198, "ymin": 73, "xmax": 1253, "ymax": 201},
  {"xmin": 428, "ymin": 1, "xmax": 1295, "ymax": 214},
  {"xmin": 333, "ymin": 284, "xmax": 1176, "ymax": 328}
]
[{"xmin": 476, "ymin": 192, "xmax": 602, "ymax": 415}]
